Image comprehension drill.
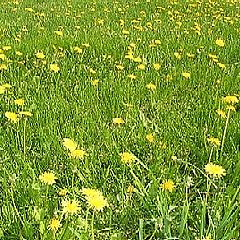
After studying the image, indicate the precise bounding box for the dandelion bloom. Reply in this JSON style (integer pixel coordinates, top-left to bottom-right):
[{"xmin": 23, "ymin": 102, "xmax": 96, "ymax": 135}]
[
  {"xmin": 14, "ymin": 98, "xmax": 25, "ymax": 106},
  {"xmin": 216, "ymin": 109, "xmax": 226, "ymax": 118},
  {"xmin": 81, "ymin": 188, "xmax": 108, "ymax": 211},
  {"xmin": 54, "ymin": 30, "xmax": 63, "ymax": 36},
  {"xmin": 153, "ymin": 63, "xmax": 161, "ymax": 70},
  {"xmin": 87, "ymin": 194, "xmax": 108, "ymax": 211},
  {"xmin": 223, "ymin": 95, "xmax": 239, "ymax": 105},
  {"xmin": 120, "ymin": 152, "xmax": 136, "ymax": 164},
  {"xmin": 146, "ymin": 133, "xmax": 154, "ymax": 143},
  {"xmin": 113, "ymin": 117, "xmax": 125, "ymax": 124},
  {"xmin": 5, "ymin": 112, "xmax": 19, "ymax": 123},
  {"xmin": 182, "ymin": 72, "xmax": 191, "ymax": 79},
  {"xmin": 36, "ymin": 52, "xmax": 45, "ymax": 59},
  {"xmin": 62, "ymin": 200, "xmax": 80, "ymax": 214},
  {"xmin": 215, "ymin": 38, "xmax": 224, "ymax": 47},
  {"xmin": 39, "ymin": 172, "xmax": 57, "ymax": 185},
  {"xmin": 50, "ymin": 63, "xmax": 60, "ymax": 73},
  {"xmin": 205, "ymin": 163, "xmax": 226, "ymax": 178},
  {"xmin": 49, "ymin": 218, "xmax": 61, "ymax": 232},
  {"xmin": 161, "ymin": 179, "xmax": 175, "ymax": 192},
  {"xmin": 69, "ymin": 149, "xmax": 87, "ymax": 159},
  {"xmin": 146, "ymin": 83, "xmax": 156, "ymax": 91},
  {"xmin": 63, "ymin": 138, "xmax": 77, "ymax": 152},
  {"xmin": 207, "ymin": 137, "xmax": 221, "ymax": 147}
]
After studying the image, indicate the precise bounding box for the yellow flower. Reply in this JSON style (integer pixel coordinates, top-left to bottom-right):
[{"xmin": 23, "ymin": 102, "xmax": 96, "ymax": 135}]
[
  {"xmin": 62, "ymin": 199, "xmax": 80, "ymax": 214},
  {"xmin": 58, "ymin": 188, "xmax": 68, "ymax": 197},
  {"xmin": 205, "ymin": 163, "xmax": 226, "ymax": 177},
  {"xmin": 69, "ymin": 149, "xmax": 87, "ymax": 159},
  {"xmin": 146, "ymin": 133, "xmax": 154, "ymax": 143},
  {"xmin": 153, "ymin": 63, "xmax": 161, "ymax": 70},
  {"xmin": 146, "ymin": 83, "xmax": 156, "ymax": 91},
  {"xmin": 120, "ymin": 152, "xmax": 136, "ymax": 164},
  {"xmin": 5, "ymin": 112, "xmax": 19, "ymax": 123},
  {"xmin": 87, "ymin": 194, "xmax": 108, "ymax": 211},
  {"xmin": 161, "ymin": 179, "xmax": 175, "ymax": 192},
  {"xmin": 116, "ymin": 64, "xmax": 124, "ymax": 70},
  {"xmin": 36, "ymin": 52, "xmax": 45, "ymax": 59},
  {"xmin": 223, "ymin": 95, "xmax": 239, "ymax": 105},
  {"xmin": 182, "ymin": 72, "xmax": 191, "ymax": 79},
  {"xmin": 113, "ymin": 117, "xmax": 125, "ymax": 124},
  {"xmin": 14, "ymin": 98, "xmax": 25, "ymax": 106},
  {"xmin": 216, "ymin": 109, "xmax": 226, "ymax": 118},
  {"xmin": 0, "ymin": 86, "xmax": 5, "ymax": 94},
  {"xmin": 73, "ymin": 47, "xmax": 83, "ymax": 54},
  {"xmin": 215, "ymin": 38, "xmax": 224, "ymax": 47},
  {"xmin": 133, "ymin": 57, "xmax": 142, "ymax": 63},
  {"xmin": 0, "ymin": 64, "xmax": 8, "ymax": 70},
  {"xmin": 207, "ymin": 137, "xmax": 221, "ymax": 147},
  {"xmin": 226, "ymin": 105, "xmax": 236, "ymax": 111},
  {"xmin": 174, "ymin": 52, "xmax": 181, "ymax": 59},
  {"xmin": 50, "ymin": 64, "xmax": 60, "ymax": 73},
  {"xmin": 81, "ymin": 188, "xmax": 108, "ymax": 211},
  {"xmin": 91, "ymin": 79, "xmax": 100, "ymax": 86},
  {"xmin": 127, "ymin": 74, "xmax": 137, "ymax": 80},
  {"xmin": 63, "ymin": 138, "xmax": 78, "ymax": 151},
  {"xmin": 154, "ymin": 39, "xmax": 161, "ymax": 45},
  {"xmin": 127, "ymin": 185, "xmax": 136, "ymax": 194},
  {"xmin": 39, "ymin": 172, "xmax": 57, "ymax": 185},
  {"xmin": 54, "ymin": 30, "xmax": 63, "ymax": 36},
  {"xmin": 49, "ymin": 218, "xmax": 61, "ymax": 232},
  {"xmin": 137, "ymin": 64, "xmax": 146, "ymax": 70}
]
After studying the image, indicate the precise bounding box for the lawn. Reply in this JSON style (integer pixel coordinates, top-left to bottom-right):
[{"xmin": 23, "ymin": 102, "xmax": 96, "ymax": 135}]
[{"xmin": 0, "ymin": 0, "xmax": 239, "ymax": 239}]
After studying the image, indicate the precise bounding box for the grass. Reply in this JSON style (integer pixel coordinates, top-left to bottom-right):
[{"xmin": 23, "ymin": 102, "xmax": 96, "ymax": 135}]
[{"xmin": 0, "ymin": 0, "xmax": 240, "ymax": 239}]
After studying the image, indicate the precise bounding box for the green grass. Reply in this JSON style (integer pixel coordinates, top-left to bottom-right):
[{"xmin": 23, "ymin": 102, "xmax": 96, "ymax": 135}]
[{"xmin": 0, "ymin": 0, "xmax": 240, "ymax": 239}]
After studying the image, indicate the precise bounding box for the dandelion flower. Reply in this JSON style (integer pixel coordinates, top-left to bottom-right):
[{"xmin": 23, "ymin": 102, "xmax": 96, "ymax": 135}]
[
  {"xmin": 216, "ymin": 109, "xmax": 226, "ymax": 118},
  {"xmin": 207, "ymin": 137, "xmax": 221, "ymax": 147},
  {"xmin": 39, "ymin": 172, "xmax": 57, "ymax": 185},
  {"xmin": 87, "ymin": 194, "xmax": 108, "ymax": 211},
  {"xmin": 182, "ymin": 72, "xmax": 191, "ymax": 79},
  {"xmin": 73, "ymin": 47, "xmax": 83, "ymax": 54},
  {"xmin": 205, "ymin": 163, "xmax": 226, "ymax": 178},
  {"xmin": 63, "ymin": 138, "xmax": 78, "ymax": 151},
  {"xmin": 120, "ymin": 152, "xmax": 136, "ymax": 164},
  {"xmin": 62, "ymin": 200, "xmax": 80, "ymax": 214},
  {"xmin": 5, "ymin": 112, "xmax": 19, "ymax": 123},
  {"xmin": 146, "ymin": 83, "xmax": 156, "ymax": 91},
  {"xmin": 19, "ymin": 111, "xmax": 33, "ymax": 117},
  {"xmin": 69, "ymin": 149, "xmax": 87, "ymax": 159},
  {"xmin": 14, "ymin": 98, "xmax": 25, "ymax": 106},
  {"xmin": 215, "ymin": 38, "xmax": 224, "ymax": 47},
  {"xmin": 36, "ymin": 52, "xmax": 45, "ymax": 59},
  {"xmin": 50, "ymin": 63, "xmax": 60, "ymax": 73},
  {"xmin": 161, "ymin": 179, "xmax": 175, "ymax": 192},
  {"xmin": 54, "ymin": 30, "xmax": 63, "ymax": 36},
  {"xmin": 153, "ymin": 63, "xmax": 161, "ymax": 70},
  {"xmin": 81, "ymin": 188, "xmax": 102, "ymax": 198},
  {"xmin": 113, "ymin": 117, "xmax": 125, "ymax": 125},
  {"xmin": 49, "ymin": 218, "xmax": 61, "ymax": 232},
  {"xmin": 146, "ymin": 133, "xmax": 154, "ymax": 143},
  {"xmin": 223, "ymin": 96, "xmax": 239, "ymax": 105}
]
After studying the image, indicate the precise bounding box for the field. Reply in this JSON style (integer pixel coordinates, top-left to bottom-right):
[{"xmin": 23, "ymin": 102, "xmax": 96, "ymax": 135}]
[{"xmin": 0, "ymin": 0, "xmax": 240, "ymax": 239}]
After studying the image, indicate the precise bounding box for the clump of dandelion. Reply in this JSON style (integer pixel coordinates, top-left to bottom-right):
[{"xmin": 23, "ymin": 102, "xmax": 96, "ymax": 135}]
[
  {"xmin": 39, "ymin": 172, "xmax": 57, "ymax": 185},
  {"xmin": 161, "ymin": 179, "xmax": 175, "ymax": 192},
  {"xmin": 223, "ymin": 95, "xmax": 239, "ymax": 105},
  {"xmin": 5, "ymin": 112, "xmax": 19, "ymax": 123},
  {"xmin": 146, "ymin": 83, "xmax": 156, "ymax": 91},
  {"xmin": 63, "ymin": 138, "xmax": 77, "ymax": 151},
  {"xmin": 205, "ymin": 163, "xmax": 226, "ymax": 178}
]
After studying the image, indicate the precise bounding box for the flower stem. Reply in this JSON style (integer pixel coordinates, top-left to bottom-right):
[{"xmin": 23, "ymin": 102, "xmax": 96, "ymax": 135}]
[
  {"xmin": 220, "ymin": 108, "xmax": 231, "ymax": 159},
  {"xmin": 91, "ymin": 211, "xmax": 95, "ymax": 240}
]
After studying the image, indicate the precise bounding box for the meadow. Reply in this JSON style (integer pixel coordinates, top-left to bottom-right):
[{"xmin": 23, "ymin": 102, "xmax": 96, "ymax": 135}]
[{"xmin": 0, "ymin": 0, "xmax": 240, "ymax": 239}]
